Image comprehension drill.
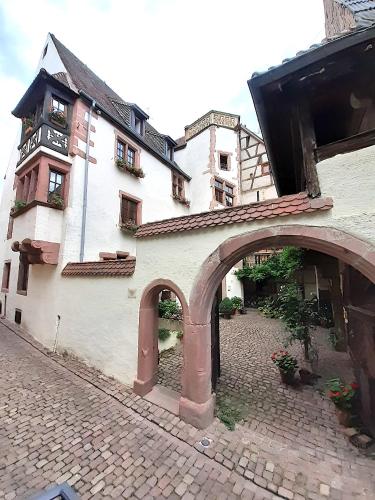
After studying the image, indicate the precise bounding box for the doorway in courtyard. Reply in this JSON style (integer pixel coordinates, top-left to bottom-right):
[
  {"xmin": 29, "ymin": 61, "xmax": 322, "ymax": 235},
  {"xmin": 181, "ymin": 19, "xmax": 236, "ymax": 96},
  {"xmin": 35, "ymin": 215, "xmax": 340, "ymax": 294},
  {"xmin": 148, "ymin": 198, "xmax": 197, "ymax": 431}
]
[{"xmin": 133, "ymin": 279, "xmax": 186, "ymax": 414}]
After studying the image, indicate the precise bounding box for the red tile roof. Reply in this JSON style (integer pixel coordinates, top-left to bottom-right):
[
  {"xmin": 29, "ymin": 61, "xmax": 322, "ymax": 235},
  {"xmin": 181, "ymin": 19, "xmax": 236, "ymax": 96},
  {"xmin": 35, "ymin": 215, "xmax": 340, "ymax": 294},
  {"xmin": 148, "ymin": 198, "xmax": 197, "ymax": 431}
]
[
  {"xmin": 62, "ymin": 258, "xmax": 136, "ymax": 277},
  {"xmin": 135, "ymin": 193, "xmax": 333, "ymax": 238}
]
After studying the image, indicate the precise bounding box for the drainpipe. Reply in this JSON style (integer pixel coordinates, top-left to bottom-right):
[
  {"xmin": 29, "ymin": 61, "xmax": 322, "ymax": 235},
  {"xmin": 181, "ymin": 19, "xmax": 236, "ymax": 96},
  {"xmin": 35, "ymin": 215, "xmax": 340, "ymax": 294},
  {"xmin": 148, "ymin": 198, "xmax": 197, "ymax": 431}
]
[{"xmin": 79, "ymin": 91, "xmax": 96, "ymax": 262}]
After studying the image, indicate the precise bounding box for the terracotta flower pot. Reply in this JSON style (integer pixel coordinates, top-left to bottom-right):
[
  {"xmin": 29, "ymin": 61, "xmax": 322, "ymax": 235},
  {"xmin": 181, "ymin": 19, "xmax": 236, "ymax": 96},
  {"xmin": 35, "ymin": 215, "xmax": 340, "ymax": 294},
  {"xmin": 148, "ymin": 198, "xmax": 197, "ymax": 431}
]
[
  {"xmin": 335, "ymin": 407, "xmax": 351, "ymax": 427},
  {"xmin": 279, "ymin": 369, "xmax": 295, "ymax": 385}
]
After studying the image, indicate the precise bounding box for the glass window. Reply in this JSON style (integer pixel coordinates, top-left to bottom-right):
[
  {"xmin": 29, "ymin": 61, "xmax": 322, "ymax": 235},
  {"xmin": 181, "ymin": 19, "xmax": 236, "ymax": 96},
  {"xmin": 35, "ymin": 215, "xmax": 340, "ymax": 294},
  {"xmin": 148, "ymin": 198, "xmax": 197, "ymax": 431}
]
[
  {"xmin": 172, "ymin": 174, "xmax": 184, "ymax": 197},
  {"xmin": 48, "ymin": 170, "xmax": 63, "ymax": 199},
  {"xmin": 134, "ymin": 116, "xmax": 143, "ymax": 135},
  {"xmin": 51, "ymin": 97, "xmax": 65, "ymax": 114},
  {"xmin": 121, "ymin": 197, "xmax": 138, "ymax": 224},
  {"xmin": 117, "ymin": 140, "xmax": 125, "ymax": 160},
  {"xmin": 2, "ymin": 262, "xmax": 11, "ymax": 291},
  {"xmin": 214, "ymin": 177, "xmax": 234, "ymax": 206},
  {"xmin": 127, "ymin": 147, "xmax": 136, "ymax": 166}
]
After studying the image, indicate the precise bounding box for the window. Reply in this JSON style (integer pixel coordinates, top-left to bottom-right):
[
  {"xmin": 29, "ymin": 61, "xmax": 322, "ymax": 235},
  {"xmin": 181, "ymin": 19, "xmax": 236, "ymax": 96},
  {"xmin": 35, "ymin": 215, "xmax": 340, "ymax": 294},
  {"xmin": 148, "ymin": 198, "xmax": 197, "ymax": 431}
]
[
  {"xmin": 134, "ymin": 115, "xmax": 144, "ymax": 135},
  {"xmin": 166, "ymin": 142, "xmax": 174, "ymax": 161},
  {"xmin": 51, "ymin": 97, "xmax": 66, "ymax": 115},
  {"xmin": 255, "ymin": 253, "xmax": 271, "ymax": 265},
  {"xmin": 117, "ymin": 140, "xmax": 125, "ymax": 160},
  {"xmin": 219, "ymin": 153, "xmax": 229, "ymax": 171},
  {"xmin": 127, "ymin": 147, "xmax": 136, "ymax": 166},
  {"xmin": 116, "ymin": 138, "xmax": 140, "ymax": 168},
  {"xmin": 15, "ymin": 309, "xmax": 22, "ymax": 324},
  {"xmin": 172, "ymin": 173, "xmax": 184, "ymax": 198},
  {"xmin": 2, "ymin": 262, "xmax": 11, "ymax": 292},
  {"xmin": 256, "ymin": 190, "xmax": 260, "ymax": 202},
  {"xmin": 48, "ymin": 170, "xmax": 64, "ymax": 202},
  {"xmin": 120, "ymin": 193, "xmax": 141, "ymax": 226},
  {"xmin": 42, "ymin": 44, "xmax": 48, "ymax": 58},
  {"xmin": 261, "ymin": 163, "xmax": 270, "ymax": 175},
  {"xmin": 17, "ymin": 254, "xmax": 29, "ymax": 295},
  {"xmin": 214, "ymin": 178, "xmax": 234, "ymax": 207}
]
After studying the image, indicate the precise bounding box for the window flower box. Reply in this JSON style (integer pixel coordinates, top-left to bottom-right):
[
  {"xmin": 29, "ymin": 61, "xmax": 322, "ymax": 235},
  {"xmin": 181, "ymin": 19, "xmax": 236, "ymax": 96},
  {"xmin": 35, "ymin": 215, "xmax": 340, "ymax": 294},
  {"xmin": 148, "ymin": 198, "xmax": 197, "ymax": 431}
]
[
  {"xmin": 120, "ymin": 221, "xmax": 139, "ymax": 235},
  {"xmin": 116, "ymin": 159, "xmax": 145, "ymax": 178},
  {"xmin": 172, "ymin": 193, "xmax": 190, "ymax": 207},
  {"xmin": 11, "ymin": 200, "xmax": 27, "ymax": 215},
  {"xmin": 49, "ymin": 110, "xmax": 67, "ymax": 128},
  {"xmin": 48, "ymin": 193, "xmax": 65, "ymax": 210}
]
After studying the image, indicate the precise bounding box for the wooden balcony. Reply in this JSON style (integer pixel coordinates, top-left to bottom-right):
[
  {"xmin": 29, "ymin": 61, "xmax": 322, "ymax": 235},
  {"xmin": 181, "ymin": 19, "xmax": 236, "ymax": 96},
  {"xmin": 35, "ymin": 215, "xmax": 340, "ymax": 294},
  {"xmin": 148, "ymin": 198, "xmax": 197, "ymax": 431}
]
[{"xmin": 18, "ymin": 123, "xmax": 69, "ymax": 166}]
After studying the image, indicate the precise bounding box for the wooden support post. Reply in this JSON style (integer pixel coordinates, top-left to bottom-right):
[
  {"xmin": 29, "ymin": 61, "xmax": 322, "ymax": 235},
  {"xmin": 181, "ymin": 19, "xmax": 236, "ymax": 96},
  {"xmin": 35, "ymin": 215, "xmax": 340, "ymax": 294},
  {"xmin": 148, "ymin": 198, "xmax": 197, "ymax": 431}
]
[{"xmin": 297, "ymin": 101, "xmax": 321, "ymax": 198}]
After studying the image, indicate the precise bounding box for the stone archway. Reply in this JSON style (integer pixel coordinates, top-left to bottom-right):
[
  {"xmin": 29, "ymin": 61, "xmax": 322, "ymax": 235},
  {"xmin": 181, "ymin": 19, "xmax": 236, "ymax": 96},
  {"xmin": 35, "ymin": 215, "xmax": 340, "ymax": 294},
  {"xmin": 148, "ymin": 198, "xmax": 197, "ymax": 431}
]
[
  {"xmin": 133, "ymin": 278, "xmax": 190, "ymax": 397},
  {"xmin": 182, "ymin": 225, "xmax": 375, "ymax": 428}
]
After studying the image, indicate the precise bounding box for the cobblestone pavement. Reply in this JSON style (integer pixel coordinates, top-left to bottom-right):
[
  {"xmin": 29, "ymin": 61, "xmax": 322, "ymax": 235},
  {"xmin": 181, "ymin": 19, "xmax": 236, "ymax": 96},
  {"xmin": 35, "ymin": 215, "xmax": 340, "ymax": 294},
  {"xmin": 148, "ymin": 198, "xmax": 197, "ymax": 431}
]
[
  {"xmin": 1, "ymin": 317, "xmax": 374, "ymax": 500},
  {"xmin": 158, "ymin": 310, "xmax": 375, "ymax": 499},
  {"xmin": 0, "ymin": 321, "xmax": 275, "ymax": 500}
]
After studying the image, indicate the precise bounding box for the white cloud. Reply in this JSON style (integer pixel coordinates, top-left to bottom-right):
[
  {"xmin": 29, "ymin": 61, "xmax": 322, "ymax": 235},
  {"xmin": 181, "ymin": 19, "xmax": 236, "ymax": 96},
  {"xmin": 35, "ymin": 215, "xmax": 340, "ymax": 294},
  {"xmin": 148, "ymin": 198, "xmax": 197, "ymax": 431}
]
[{"xmin": 0, "ymin": 0, "xmax": 325, "ymax": 180}]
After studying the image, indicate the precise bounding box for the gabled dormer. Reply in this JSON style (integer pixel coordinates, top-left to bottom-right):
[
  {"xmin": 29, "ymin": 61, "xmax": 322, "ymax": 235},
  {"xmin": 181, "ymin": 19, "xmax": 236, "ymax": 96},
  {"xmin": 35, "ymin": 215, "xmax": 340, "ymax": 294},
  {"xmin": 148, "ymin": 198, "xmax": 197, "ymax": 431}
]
[
  {"xmin": 12, "ymin": 69, "xmax": 76, "ymax": 166},
  {"xmin": 164, "ymin": 136, "xmax": 177, "ymax": 161},
  {"xmin": 130, "ymin": 104, "xmax": 149, "ymax": 137}
]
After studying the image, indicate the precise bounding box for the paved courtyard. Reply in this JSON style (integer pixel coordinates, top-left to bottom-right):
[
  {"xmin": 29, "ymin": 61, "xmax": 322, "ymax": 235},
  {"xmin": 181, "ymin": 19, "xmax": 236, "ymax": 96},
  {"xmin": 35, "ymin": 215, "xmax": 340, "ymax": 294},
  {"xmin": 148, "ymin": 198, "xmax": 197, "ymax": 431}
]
[
  {"xmin": 0, "ymin": 321, "xmax": 272, "ymax": 500},
  {"xmin": 158, "ymin": 310, "xmax": 375, "ymax": 499},
  {"xmin": 1, "ymin": 314, "xmax": 374, "ymax": 500}
]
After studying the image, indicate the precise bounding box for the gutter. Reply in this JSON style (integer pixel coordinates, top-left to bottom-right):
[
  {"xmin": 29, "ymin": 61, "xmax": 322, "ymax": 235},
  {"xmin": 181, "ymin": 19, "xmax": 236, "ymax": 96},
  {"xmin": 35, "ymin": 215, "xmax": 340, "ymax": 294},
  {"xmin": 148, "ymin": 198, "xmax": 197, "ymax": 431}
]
[{"xmin": 79, "ymin": 91, "xmax": 96, "ymax": 262}]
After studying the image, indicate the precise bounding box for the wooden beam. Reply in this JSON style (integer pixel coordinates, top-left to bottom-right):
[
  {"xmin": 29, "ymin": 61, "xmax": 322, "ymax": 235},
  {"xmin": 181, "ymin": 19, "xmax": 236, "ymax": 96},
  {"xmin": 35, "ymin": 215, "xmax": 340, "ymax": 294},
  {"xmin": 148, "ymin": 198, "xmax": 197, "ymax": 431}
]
[
  {"xmin": 297, "ymin": 101, "xmax": 321, "ymax": 197},
  {"xmin": 315, "ymin": 128, "xmax": 375, "ymax": 162}
]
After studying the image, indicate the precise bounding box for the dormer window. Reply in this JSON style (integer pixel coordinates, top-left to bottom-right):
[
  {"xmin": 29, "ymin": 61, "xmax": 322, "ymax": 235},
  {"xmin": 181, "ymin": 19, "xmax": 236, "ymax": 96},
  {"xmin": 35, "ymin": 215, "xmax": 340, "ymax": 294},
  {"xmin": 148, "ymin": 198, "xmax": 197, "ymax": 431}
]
[
  {"xmin": 134, "ymin": 115, "xmax": 144, "ymax": 135},
  {"xmin": 130, "ymin": 105, "xmax": 148, "ymax": 137},
  {"xmin": 166, "ymin": 143, "xmax": 174, "ymax": 161}
]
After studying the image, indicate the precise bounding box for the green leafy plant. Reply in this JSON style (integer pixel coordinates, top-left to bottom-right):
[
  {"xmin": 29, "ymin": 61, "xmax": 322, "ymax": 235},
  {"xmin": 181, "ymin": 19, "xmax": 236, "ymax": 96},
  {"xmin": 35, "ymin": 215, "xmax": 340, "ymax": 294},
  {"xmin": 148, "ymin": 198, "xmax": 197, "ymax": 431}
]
[
  {"xmin": 22, "ymin": 116, "xmax": 34, "ymax": 133},
  {"xmin": 271, "ymin": 350, "xmax": 298, "ymax": 373},
  {"xmin": 13, "ymin": 200, "xmax": 27, "ymax": 211},
  {"xmin": 120, "ymin": 221, "xmax": 139, "ymax": 234},
  {"xmin": 158, "ymin": 328, "xmax": 171, "ymax": 342},
  {"xmin": 278, "ymin": 283, "xmax": 318, "ymax": 360},
  {"xmin": 158, "ymin": 300, "xmax": 182, "ymax": 320},
  {"xmin": 230, "ymin": 296, "xmax": 243, "ymax": 311},
  {"xmin": 48, "ymin": 193, "xmax": 64, "ymax": 209},
  {"xmin": 116, "ymin": 159, "xmax": 145, "ymax": 178},
  {"xmin": 216, "ymin": 397, "xmax": 243, "ymax": 431},
  {"xmin": 49, "ymin": 110, "xmax": 66, "ymax": 127},
  {"xmin": 235, "ymin": 246, "xmax": 303, "ymax": 283},
  {"xmin": 176, "ymin": 331, "xmax": 183, "ymax": 340},
  {"xmin": 219, "ymin": 297, "xmax": 234, "ymax": 316},
  {"xmin": 326, "ymin": 378, "xmax": 359, "ymax": 409}
]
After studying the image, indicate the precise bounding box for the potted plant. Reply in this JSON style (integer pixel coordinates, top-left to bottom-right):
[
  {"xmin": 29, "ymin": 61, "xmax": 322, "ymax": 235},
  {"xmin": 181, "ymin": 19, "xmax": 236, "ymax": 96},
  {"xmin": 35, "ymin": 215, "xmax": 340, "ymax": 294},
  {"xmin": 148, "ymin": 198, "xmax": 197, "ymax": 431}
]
[
  {"xmin": 219, "ymin": 297, "xmax": 235, "ymax": 319},
  {"xmin": 326, "ymin": 378, "xmax": 359, "ymax": 426},
  {"xmin": 48, "ymin": 193, "xmax": 64, "ymax": 209},
  {"xmin": 116, "ymin": 159, "xmax": 145, "ymax": 178},
  {"xmin": 22, "ymin": 117, "xmax": 34, "ymax": 135},
  {"xmin": 11, "ymin": 200, "xmax": 27, "ymax": 214},
  {"xmin": 120, "ymin": 220, "xmax": 139, "ymax": 235},
  {"xmin": 271, "ymin": 350, "xmax": 298, "ymax": 385},
  {"xmin": 231, "ymin": 296, "xmax": 243, "ymax": 314},
  {"xmin": 49, "ymin": 110, "xmax": 67, "ymax": 127},
  {"xmin": 172, "ymin": 193, "xmax": 190, "ymax": 207}
]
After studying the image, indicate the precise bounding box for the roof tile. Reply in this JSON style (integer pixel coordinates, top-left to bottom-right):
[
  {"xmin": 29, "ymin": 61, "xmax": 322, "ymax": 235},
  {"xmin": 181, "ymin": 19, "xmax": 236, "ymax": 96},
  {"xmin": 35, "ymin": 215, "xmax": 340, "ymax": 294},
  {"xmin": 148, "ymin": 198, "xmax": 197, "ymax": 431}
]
[
  {"xmin": 135, "ymin": 193, "xmax": 333, "ymax": 238},
  {"xmin": 62, "ymin": 257, "xmax": 136, "ymax": 277}
]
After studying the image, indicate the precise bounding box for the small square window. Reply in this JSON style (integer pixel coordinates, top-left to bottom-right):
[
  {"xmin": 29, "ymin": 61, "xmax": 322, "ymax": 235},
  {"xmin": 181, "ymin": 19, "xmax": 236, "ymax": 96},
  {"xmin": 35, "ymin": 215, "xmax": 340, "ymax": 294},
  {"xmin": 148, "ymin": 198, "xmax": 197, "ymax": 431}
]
[
  {"xmin": 261, "ymin": 163, "xmax": 270, "ymax": 175},
  {"xmin": 172, "ymin": 173, "xmax": 184, "ymax": 198},
  {"xmin": 52, "ymin": 98, "xmax": 65, "ymax": 114},
  {"xmin": 219, "ymin": 154, "xmax": 229, "ymax": 170},
  {"xmin": 134, "ymin": 115, "xmax": 144, "ymax": 135},
  {"xmin": 15, "ymin": 309, "xmax": 22, "ymax": 324},
  {"xmin": 214, "ymin": 177, "xmax": 234, "ymax": 207},
  {"xmin": 120, "ymin": 195, "xmax": 140, "ymax": 226}
]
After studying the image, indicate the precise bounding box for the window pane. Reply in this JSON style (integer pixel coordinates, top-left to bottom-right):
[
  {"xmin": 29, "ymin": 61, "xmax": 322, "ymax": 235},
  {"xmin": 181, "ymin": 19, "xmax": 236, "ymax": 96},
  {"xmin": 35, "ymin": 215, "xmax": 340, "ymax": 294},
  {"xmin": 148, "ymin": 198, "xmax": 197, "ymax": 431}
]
[
  {"xmin": 117, "ymin": 141, "xmax": 124, "ymax": 159},
  {"xmin": 127, "ymin": 148, "xmax": 135, "ymax": 166},
  {"xmin": 225, "ymin": 195, "xmax": 233, "ymax": 207},
  {"xmin": 214, "ymin": 179, "xmax": 223, "ymax": 189}
]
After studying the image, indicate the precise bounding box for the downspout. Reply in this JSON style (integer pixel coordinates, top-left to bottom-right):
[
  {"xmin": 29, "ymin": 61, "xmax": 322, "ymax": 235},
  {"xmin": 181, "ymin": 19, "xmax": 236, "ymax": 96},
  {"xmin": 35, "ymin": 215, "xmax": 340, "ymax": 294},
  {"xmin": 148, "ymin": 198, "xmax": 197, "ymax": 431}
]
[{"xmin": 79, "ymin": 92, "xmax": 96, "ymax": 262}]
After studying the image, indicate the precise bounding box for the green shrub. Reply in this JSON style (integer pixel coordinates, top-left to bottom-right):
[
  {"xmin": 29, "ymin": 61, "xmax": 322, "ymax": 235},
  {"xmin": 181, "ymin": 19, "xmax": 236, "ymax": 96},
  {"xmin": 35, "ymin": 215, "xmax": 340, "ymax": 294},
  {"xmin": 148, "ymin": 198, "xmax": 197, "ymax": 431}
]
[
  {"xmin": 176, "ymin": 331, "xmax": 183, "ymax": 340},
  {"xmin": 216, "ymin": 397, "xmax": 243, "ymax": 431},
  {"xmin": 219, "ymin": 298, "xmax": 234, "ymax": 315},
  {"xmin": 231, "ymin": 296, "xmax": 243, "ymax": 310},
  {"xmin": 158, "ymin": 328, "xmax": 171, "ymax": 341},
  {"xmin": 158, "ymin": 300, "xmax": 182, "ymax": 320},
  {"xmin": 14, "ymin": 200, "xmax": 27, "ymax": 211}
]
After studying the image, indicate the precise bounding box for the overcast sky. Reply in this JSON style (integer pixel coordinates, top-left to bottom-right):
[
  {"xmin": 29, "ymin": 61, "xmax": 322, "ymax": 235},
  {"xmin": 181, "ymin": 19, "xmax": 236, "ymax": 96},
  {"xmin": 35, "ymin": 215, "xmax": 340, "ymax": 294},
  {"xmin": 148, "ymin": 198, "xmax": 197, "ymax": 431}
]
[{"xmin": 0, "ymin": 0, "xmax": 325, "ymax": 181}]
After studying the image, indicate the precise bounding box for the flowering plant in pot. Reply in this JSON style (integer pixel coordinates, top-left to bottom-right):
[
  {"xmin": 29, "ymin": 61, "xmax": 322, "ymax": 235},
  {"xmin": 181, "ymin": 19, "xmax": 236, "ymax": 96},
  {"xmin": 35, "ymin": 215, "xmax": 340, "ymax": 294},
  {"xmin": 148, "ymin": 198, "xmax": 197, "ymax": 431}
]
[
  {"xmin": 49, "ymin": 110, "xmax": 66, "ymax": 127},
  {"xmin": 271, "ymin": 350, "xmax": 298, "ymax": 385},
  {"xmin": 120, "ymin": 220, "xmax": 139, "ymax": 235},
  {"xmin": 22, "ymin": 117, "xmax": 34, "ymax": 135},
  {"xmin": 230, "ymin": 296, "xmax": 243, "ymax": 314},
  {"xmin": 326, "ymin": 378, "xmax": 359, "ymax": 426},
  {"xmin": 116, "ymin": 159, "xmax": 145, "ymax": 178}
]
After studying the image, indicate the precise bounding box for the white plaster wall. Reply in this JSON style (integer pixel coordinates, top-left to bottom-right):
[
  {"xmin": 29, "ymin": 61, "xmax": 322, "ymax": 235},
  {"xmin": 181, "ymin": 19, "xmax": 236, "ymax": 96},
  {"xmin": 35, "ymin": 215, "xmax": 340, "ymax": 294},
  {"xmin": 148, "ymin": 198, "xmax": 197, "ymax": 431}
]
[
  {"xmin": 174, "ymin": 128, "xmax": 212, "ymax": 214},
  {"xmin": 214, "ymin": 127, "xmax": 240, "ymax": 191},
  {"xmin": 242, "ymin": 185, "xmax": 278, "ymax": 204},
  {"xmin": 36, "ymin": 34, "xmax": 68, "ymax": 77},
  {"xmin": 226, "ymin": 268, "xmax": 243, "ymax": 300}
]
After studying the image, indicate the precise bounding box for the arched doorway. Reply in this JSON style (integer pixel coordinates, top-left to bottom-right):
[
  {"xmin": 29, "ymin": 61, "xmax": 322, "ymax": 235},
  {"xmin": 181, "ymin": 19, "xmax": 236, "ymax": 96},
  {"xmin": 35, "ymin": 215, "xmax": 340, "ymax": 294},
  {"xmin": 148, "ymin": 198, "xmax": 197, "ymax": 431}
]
[
  {"xmin": 133, "ymin": 279, "xmax": 189, "ymax": 404},
  {"xmin": 183, "ymin": 225, "xmax": 375, "ymax": 428}
]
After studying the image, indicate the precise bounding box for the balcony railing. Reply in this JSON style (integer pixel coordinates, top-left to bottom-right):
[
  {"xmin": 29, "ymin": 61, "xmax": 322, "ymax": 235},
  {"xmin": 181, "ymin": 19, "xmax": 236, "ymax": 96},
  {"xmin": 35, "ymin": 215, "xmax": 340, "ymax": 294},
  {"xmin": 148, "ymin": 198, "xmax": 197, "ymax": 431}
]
[{"xmin": 18, "ymin": 123, "xmax": 69, "ymax": 165}]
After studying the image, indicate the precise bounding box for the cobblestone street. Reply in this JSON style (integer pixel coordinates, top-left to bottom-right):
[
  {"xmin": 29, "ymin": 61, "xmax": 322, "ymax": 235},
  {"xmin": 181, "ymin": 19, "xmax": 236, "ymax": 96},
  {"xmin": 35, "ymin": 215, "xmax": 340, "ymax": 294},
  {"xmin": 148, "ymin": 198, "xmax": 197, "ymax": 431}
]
[
  {"xmin": 0, "ymin": 321, "xmax": 274, "ymax": 500},
  {"xmin": 1, "ymin": 315, "xmax": 374, "ymax": 500}
]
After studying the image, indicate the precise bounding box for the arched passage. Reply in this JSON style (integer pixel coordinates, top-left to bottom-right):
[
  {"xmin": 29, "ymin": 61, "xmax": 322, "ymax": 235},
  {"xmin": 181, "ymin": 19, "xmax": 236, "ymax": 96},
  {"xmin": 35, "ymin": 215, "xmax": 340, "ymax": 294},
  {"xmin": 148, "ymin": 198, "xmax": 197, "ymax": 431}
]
[
  {"xmin": 182, "ymin": 225, "xmax": 375, "ymax": 428},
  {"xmin": 133, "ymin": 278, "xmax": 190, "ymax": 397}
]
